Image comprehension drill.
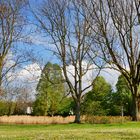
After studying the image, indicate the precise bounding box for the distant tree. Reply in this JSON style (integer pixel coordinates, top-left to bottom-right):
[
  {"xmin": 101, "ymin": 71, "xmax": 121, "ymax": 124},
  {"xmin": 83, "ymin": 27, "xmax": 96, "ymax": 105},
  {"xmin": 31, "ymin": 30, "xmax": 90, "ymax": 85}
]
[
  {"xmin": 13, "ymin": 87, "xmax": 32, "ymax": 115},
  {"xmin": 0, "ymin": 101, "xmax": 9, "ymax": 115},
  {"xmin": 114, "ymin": 75, "xmax": 132, "ymax": 116},
  {"xmin": 33, "ymin": 62, "xmax": 64, "ymax": 116},
  {"xmin": 82, "ymin": 76, "xmax": 112, "ymax": 115}
]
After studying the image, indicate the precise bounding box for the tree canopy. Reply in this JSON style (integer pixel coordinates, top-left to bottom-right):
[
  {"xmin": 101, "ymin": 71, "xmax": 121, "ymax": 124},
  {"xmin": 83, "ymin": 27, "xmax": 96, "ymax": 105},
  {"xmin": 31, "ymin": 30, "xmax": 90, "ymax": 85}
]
[
  {"xmin": 82, "ymin": 76, "xmax": 112, "ymax": 115},
  {"xmin": 33, "ymin": 62, "xmax": 64, "ymax": 116}
]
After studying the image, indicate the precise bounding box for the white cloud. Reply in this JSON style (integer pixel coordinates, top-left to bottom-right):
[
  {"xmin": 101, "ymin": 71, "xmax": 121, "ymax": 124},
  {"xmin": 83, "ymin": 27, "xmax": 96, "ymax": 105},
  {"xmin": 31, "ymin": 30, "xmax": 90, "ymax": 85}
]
[
  {"xmin": 7, "ymin": 61, "xmax": 120, "ymax": 98},
  {"xmin": 66, "ymin": 62, "xmax": 120, "ymax": 92},
  {"xmin": 7, "ymin": 63, "xmax": 42, "ymax": 100},
  {"xmin": 4, "ymin": 52, "xmax": 16, "ymax": 68},
  {"xmin": 13, "ymin": 63, "xmax": 42, "ymax": 86},
  {"xmin": 17, "ymin": 63, "xmax": 42, "ymax": 82},
  {"xmin": 66, "ymin": 62, "xmax": 94, "ymax": 93},
  {"xmin": 100, "ymin": 68, "xmax": 120, "ymax": 90},
  {"xmin": 7, "ymin": 63, "xmax": 42, "ymax": 91}
]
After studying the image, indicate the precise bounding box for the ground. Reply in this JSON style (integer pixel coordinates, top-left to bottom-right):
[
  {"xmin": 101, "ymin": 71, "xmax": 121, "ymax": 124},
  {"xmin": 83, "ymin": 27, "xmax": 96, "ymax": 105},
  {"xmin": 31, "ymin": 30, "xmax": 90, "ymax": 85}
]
[{"xmin": 0, "ymin": 122, "xmax": 140, "ymax": 140}]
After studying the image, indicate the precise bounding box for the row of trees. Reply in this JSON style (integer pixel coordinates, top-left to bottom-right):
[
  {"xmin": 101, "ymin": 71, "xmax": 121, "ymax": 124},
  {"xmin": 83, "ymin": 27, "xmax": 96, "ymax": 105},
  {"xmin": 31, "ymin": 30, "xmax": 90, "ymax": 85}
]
[
  {"xmin": 33, "ymin": 0, "xmax": 140, "ymax": 122},
  {"xmin": 0, "ymin": 85, "xmax": 32, "ymax": 116},
  {"xmin": 82, "ymin": 75, "xmax": 132, "ymax": 116},
  {"xmin": 33, "ymin": 62, "xmax": 132, "ymax": 117},
  {"xmin": 0, "ymin": 70, "xmax": 131, "ymax": 117},
  {"xmin": 0, "ymin": 61, "xmax": 133, "ymax": 119}
]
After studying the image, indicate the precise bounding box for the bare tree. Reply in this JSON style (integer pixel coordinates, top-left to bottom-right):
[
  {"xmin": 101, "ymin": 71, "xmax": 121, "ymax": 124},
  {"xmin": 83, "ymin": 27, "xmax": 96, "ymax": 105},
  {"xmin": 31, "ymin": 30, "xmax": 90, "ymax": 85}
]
[
  {"xmin": 82, "ymin": 0, "xmax": 140, "ymax": 121},
  {"xmin": 134, "ymin": 0, "xmax": 140, "ymax": 23},
  {"xmin": 0, "ymin": 0, "xmax": 28, "ymax": 94},
  {"xmin": 13, "ymin": 85, "xmax": 32, "ymax": 115},
  {"xmin": 33, "ymin": 0, "xmax": 101, "ymax": 123}
]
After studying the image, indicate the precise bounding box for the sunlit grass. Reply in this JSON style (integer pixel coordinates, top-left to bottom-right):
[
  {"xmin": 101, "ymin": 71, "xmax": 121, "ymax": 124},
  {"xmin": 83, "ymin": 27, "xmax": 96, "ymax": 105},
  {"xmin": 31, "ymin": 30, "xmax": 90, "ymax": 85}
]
[{"xmin": 0, "ymin": 122, "xmax": 140, "ymax": 139}]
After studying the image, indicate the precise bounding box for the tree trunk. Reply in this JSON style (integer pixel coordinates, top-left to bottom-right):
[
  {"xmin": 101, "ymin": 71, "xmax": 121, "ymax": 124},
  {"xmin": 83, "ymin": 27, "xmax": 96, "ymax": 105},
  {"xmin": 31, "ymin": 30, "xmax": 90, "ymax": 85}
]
[
  {"xmin": 0, "ymin": 60, "xmax": 3, "ymax": 96},
  {"xmin": 7, "ymin": 102, "xmax": 13, "ymax": 116},
  {"xmin": 121, "ymin": 105, "xmax": 124, "ymax": 117},
  {"xmin": 74, "ymin": 101, "xmax": 81, "ymax": 123},
  {"xmin": 132, "ymin": 94, "xmax": 140, "ymax": 121}
]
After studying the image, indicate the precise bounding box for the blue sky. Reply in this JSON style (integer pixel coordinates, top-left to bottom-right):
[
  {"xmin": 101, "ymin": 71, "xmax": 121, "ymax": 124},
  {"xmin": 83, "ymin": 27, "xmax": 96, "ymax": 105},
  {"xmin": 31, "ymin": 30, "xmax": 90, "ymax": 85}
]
[
  {"xmin": 7, "ymin": 0, "xmax": 120, "ymax": 96},
  {"xmin": 16, "ymin": 0, "xmax": 60, "ymax": 66}
]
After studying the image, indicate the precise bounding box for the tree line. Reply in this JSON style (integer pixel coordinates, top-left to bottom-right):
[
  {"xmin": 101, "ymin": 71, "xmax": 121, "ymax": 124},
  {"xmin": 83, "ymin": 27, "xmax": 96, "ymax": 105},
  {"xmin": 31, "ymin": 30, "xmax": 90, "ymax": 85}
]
[
  {"xmin": 33, "ymin": 62, "xmax": 132, "ymax": 118},
  {"xmin": 0, "ymin": 62, "xmax": 132, "ymax": 118}
]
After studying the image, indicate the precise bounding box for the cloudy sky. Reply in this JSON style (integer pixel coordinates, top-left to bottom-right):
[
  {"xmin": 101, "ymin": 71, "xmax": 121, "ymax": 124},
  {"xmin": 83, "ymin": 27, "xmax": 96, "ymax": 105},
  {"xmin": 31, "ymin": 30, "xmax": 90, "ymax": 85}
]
[
  {"xmin": 5, "ymin": 0, "xmax": 121, "ymax": 98},
  {"xmin": 11, "ymin": 61, "xmax": 120, "ymax": 97}
]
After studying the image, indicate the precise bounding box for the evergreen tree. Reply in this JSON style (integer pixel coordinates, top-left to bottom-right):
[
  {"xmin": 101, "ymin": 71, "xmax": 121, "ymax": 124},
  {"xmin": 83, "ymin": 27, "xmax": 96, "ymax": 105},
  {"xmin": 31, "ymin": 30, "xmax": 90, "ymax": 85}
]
[
  {"xmin": 114, "ymin": 75, "xmax": 132, "ymax": 116},
  {"xmin": 82, "ymin": 76, "xmax": 112, "ymax": 115},
  {"xmin": 33, "ymin": 62, "xmax": 64, "ymax": 116}
]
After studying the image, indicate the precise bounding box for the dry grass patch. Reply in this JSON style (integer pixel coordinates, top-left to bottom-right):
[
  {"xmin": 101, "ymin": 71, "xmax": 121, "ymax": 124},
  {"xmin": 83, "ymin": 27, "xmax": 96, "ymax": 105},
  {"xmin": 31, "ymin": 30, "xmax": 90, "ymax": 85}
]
[
  {"xmin": 0, "ymin": 115, "xmax": 75, "ymax": 124},
  {"xmin": 82, "ymin": 116, "xmax": 132, "ymax": 124},
  {"xmin": 0, "ymin": 115, "xmax": 132, "ymax": 125}
]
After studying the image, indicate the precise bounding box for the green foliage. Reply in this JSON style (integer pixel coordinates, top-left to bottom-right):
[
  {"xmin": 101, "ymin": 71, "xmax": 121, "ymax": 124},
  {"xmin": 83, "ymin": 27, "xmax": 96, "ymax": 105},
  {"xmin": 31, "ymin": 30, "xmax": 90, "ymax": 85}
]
[
  {"xmin": 0, "ymin": 101, "xmax": 8, "ymax": 115},
  {"xmin": 33, "ymin": 70, "xmax": 132, "ymax": 117},
  {"xmin": 91, "ymin": 76, "xmax": 112, "ymax": 101},
  {"xmin": 103, "ymin": 75, "xmax": 132, "ymax": 116},
  {"xmin": 0, "ymin": 101, "xmax": 16, "ymax": 116},
  {"xmin": 82, "ymin": 76, "xmax": 112, "ymax": 116},
  {"xmin": 33, "ymin": 62, "xmax": 64, "ymax": 116},
  {"xmin": 33, "ymin": 94, "xmax": 48, "ymax": 116},
  {"xmin": 113, "ymin": 75, "xmax": 132, "ymax": 116},
  {"xmin": 58, "ymin": 97, "xmax": 74, "ymax": 116},
  {"xmin": 82, "ymin": 100, "xmax": 106, "ymax": 115}
]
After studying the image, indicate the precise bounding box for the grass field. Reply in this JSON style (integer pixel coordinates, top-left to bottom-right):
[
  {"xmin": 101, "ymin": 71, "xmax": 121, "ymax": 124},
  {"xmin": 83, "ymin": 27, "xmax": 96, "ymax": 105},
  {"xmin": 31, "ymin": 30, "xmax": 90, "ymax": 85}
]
[{"xmin": 0, "ymin": 122, "xmax": 140, "ymax": 140}]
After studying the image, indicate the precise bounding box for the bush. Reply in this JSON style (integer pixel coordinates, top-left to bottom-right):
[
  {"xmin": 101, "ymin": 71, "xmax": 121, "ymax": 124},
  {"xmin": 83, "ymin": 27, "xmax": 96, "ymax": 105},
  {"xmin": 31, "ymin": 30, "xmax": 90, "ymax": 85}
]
[{"xmin": 81, "ymin": 115, "xmax": 132, "ymax": 124}]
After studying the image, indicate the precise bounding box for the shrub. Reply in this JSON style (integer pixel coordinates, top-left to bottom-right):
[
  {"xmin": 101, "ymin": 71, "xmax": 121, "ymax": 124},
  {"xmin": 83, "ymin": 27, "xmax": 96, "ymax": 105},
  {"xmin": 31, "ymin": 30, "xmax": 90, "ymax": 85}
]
[{"xmin": 81, "ymin": 115, "xmax": 132, "ymax": 124}]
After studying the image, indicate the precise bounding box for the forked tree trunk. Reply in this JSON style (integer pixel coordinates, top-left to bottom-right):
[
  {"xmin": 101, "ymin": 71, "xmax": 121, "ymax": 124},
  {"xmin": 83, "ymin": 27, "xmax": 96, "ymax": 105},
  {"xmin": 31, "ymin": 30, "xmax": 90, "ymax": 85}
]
[
  {"xmin": 74, "ymin": 101, "xmax": 81, "ymax": 123},
  {"xmin": 132, "ymin": 94, "xmax": 140, "ymax": 121}
]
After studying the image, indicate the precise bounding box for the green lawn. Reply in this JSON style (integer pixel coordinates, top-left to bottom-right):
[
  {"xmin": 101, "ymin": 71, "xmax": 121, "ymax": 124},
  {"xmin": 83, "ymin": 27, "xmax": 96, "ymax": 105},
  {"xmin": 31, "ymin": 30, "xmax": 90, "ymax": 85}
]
[{"xmin": 0, "ymin": 122, "xmax": 140, "ymax": 140}]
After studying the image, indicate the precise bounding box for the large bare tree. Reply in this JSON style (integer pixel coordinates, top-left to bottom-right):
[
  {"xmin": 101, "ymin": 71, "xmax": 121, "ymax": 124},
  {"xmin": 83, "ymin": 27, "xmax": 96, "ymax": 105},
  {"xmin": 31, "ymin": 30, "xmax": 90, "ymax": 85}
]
[
  {"xmin": 0, "ymin": 0, "xmax": 28, "ymax": 94},
  {"xmin": 82, "ymin": 0, "xmax": 140, "ymax": 121},
  {"xmin": 33, "ymin": 0, "xmax": 101, "ymax": 123}
]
